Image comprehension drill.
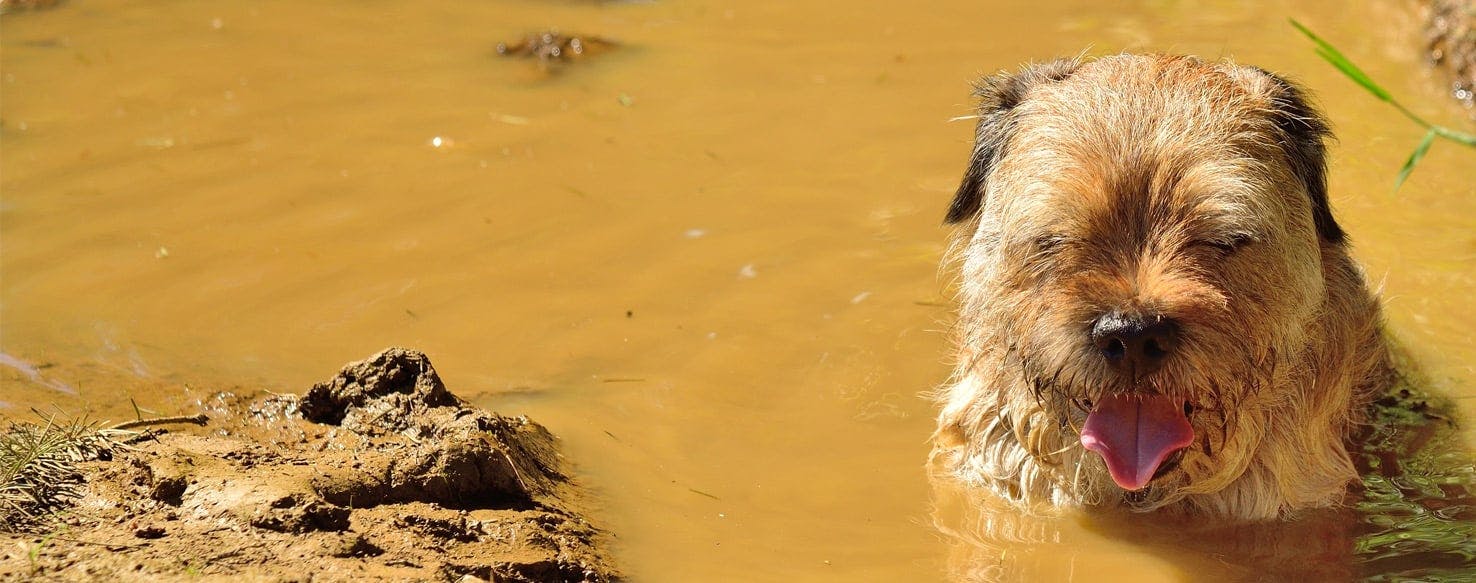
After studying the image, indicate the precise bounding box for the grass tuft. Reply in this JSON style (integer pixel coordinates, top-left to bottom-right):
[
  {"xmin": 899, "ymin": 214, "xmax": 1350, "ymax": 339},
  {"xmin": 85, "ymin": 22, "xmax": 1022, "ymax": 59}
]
[{"xmin": 1, "ymin": 413, "xmax": 135, "ymax": 531}]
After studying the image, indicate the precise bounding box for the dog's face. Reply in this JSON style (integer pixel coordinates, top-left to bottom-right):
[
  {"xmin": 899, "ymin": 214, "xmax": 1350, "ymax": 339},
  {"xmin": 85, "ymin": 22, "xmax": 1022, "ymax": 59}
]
[{"xmin": 939, "ymin": 55, "xmax": 1356, "ymax": 512}]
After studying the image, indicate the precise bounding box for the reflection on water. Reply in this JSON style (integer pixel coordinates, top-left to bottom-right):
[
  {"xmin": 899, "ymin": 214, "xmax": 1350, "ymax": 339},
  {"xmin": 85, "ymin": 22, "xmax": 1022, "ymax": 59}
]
[
  {"xmin": 0, "ymin": 352, "xmax": 75, "ymax": 395},
  {"xmin": 2, "ymin": 0, "xmax": 1474, "ymax": 580},
  {"xmin": 933, "ymin": 380, "xmax": 1476, "ymax": 582},
  {"xmin": 935, "ymin": 485, "xmax": 1362, "ymax": 580},
  {"xmin": 1353, "ymin": 381, "xmax": 1476, "ymax": 581}
]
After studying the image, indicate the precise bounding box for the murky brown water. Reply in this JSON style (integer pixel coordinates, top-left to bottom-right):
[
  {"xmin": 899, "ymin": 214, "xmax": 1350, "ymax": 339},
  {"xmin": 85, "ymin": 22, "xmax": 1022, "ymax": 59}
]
[{"xmin": 3, "ymin": 0, "xmax": 1474, "ymax": 580}]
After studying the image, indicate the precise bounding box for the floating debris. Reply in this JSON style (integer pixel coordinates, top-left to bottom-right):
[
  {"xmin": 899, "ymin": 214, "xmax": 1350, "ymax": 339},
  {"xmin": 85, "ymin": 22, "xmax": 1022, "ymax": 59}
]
[
  {"xmin": 0, "ymin": 0, "xmax": 63, "ymax": 14},
  {"xmin": 495, "ymin": 29, "xmax": 618, "ymax": 66}
]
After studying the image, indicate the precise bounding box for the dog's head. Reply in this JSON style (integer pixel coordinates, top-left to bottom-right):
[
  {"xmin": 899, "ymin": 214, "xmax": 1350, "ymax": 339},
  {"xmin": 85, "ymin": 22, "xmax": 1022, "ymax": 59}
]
[{"xmin": 942, "ymin": 55, "xmax": 1346, "ymax": 509}]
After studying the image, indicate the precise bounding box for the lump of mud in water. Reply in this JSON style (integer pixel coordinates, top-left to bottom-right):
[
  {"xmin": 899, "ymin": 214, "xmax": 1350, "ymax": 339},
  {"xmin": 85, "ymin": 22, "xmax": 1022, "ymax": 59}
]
[
  {"xmin": 298, "ymin": 346, "xmax": 460, "ymax": 428},
  {"xmin": 310, "ymin": 420, "xmax": 559, "ymax": 508},
  {"xmin": 301, "ymin": 348, "xmax": 563, "ymax": 507}
]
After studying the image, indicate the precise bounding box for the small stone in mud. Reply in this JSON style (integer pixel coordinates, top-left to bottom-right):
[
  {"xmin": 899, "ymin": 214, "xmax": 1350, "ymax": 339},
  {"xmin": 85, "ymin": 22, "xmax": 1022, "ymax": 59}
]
[
  {"xmin": 496, "ymin": 29, "xmax": 618, "ymax": 64},
  {"xmin": 439, "ymin": 564, "xmax": 494, "ymax": 581},
  {"xmin": 325, "ymin": 533, "xmax": 383, "ymax": 558},
  {"xmin": 395, "ymin": 511, "xmax": 481, "ymax": 542},
  {"xmin": 148, "ymin": 474, "xmax": 188, "ymax": 503},
  {"xmin": 133, "ymin": 524, "xmax": 166, "ymax": 539},
  {"xmin": 492, "ymin": 558, "xmax": 597, "ymax": 583},
  {"xmin": 248, "ymin": 495, "xmax": 350, "ymax": 533}
]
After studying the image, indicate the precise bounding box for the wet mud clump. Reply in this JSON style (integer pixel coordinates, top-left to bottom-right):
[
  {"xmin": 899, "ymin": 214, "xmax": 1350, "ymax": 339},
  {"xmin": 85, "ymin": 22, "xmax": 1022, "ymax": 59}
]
[
  {"xmin": 297, "ymin": 348, "xmax": 564, "ymax": 510},
  {"xmin": 1, "ymin": 348, "xmax": 619, "ymax": 582}
]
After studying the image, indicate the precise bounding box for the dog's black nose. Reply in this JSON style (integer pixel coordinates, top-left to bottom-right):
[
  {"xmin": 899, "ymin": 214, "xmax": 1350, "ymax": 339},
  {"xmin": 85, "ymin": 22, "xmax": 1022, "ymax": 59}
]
[{"xmin": 1092, "ymin": 311, "xmax": 1179, "ymax": 376}]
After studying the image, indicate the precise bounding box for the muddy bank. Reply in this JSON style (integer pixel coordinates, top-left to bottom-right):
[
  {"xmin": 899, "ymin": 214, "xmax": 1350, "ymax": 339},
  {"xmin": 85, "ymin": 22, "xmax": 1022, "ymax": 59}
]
[{"xmin": 0, "ymin": 348, "xmax": 618, "ymax": 582}]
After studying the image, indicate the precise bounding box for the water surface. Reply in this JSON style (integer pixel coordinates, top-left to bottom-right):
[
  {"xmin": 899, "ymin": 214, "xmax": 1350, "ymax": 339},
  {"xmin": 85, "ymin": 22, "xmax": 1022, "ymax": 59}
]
[{"xmin": 3, "ymin": 0, "xmax": 1473, "ymax": 580}]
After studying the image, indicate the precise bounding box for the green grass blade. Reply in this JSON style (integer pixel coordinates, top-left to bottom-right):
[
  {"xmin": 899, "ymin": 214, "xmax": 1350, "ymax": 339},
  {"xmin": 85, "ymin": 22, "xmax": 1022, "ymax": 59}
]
[
  {"xmin": 1290, "ymin": 19, "xmax": 1394, "ymax": 102},
  {"xmin": 1394, "ymin": 129, "xmax": 1438, "ymax": 192},
  {"xmin": 1433, "ymin": 126, "xmax": 1476, "ymax": 147}
]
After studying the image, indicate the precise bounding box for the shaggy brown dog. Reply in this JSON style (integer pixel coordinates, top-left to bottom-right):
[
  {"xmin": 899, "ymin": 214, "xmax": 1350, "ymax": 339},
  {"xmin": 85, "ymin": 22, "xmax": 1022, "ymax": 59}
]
[{"xmin": 932, "ymin": 54, "xmax": 1393, "ymax": 521}]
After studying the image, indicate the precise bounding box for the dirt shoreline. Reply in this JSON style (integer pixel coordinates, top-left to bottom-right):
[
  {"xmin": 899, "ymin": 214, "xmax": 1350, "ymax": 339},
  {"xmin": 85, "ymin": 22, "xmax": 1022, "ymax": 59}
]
[{"xmin": 1, "ymin": 348, "xmax": 619, "ymax": 582}]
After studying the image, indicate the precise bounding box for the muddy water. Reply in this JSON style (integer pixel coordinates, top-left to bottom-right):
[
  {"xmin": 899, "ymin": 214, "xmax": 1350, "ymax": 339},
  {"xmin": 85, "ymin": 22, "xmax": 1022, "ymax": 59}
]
[{"xmin": 2, "ymin": 0, "xmax": 1473, "ymax": 580}]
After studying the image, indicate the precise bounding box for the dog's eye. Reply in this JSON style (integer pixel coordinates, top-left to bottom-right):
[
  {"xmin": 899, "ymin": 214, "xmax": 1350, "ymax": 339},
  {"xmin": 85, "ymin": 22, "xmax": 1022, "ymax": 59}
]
[{"xmin": 1195, "ymin": 233, "xmax": 1255, "ymax": 255}]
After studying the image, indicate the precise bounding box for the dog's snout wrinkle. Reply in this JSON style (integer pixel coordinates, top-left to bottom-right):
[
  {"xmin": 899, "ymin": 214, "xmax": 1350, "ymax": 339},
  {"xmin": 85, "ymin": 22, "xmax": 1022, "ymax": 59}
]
[{"xmin": 1091, "ymin": 311, "xmax": 1179, "ymax": 376}]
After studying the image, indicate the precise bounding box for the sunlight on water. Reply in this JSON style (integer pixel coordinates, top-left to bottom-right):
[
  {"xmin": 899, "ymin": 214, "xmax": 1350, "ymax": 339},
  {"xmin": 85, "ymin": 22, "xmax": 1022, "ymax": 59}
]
[
  {"xmin": 2, "ymin": 0, "xmax": 1473, "ymax": 580},
  {"xmin": 1355, "ymin": 383, "xmax": 1476, "ymax": 581}
]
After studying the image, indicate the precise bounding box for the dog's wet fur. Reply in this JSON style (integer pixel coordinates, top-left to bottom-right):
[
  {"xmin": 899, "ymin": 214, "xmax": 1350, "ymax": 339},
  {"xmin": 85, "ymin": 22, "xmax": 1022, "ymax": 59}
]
[{"xmin": 932, "ymin": 54, "xmax": 1394, "ymax": 520}]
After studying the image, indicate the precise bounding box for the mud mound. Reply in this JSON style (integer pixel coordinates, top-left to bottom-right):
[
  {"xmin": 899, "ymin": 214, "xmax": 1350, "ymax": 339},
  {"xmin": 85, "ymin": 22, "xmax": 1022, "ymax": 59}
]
[
  {"xmin": 296, "ymin": 347, "xmax": 563, "ymax": 509},
  {"xmin": 2, "ymin": 348, "xmax": 618, "ymax": 582}
]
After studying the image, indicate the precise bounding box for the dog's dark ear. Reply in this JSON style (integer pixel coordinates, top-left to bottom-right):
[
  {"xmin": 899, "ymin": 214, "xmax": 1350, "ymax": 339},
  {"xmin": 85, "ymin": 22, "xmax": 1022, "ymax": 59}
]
[
  {"xmin": 946, "ymin": 59, "xmax": 1080, "ymax": 224},
  {"xmin": 1253, "ymin": 68, "xmax": 1345, "ymax": 244}
]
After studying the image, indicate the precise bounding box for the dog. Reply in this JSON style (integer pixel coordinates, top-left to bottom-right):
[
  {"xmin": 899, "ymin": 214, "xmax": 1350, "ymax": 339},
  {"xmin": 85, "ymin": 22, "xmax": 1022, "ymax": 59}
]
[{"xmin": 931, "ymin": 54, "xmax": 1394, "ymax": 521}]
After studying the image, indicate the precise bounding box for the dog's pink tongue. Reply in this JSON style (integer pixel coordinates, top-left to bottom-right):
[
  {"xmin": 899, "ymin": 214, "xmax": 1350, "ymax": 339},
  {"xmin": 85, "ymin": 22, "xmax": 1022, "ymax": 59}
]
[{"xmin": 1080, "ymin": 394, "xmax": 1194, "ymax": 491}]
